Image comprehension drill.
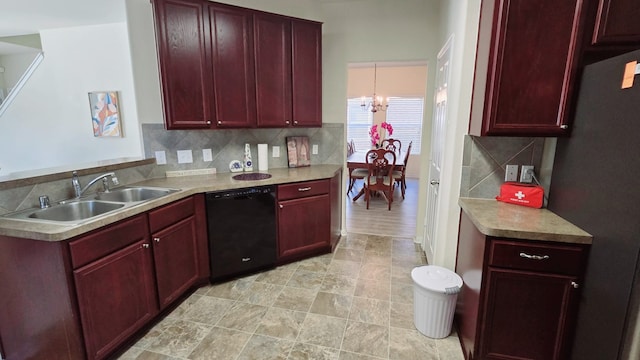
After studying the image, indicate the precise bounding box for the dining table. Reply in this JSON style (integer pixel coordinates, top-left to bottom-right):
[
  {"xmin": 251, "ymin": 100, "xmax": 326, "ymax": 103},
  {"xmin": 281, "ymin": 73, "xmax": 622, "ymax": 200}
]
[{"xmin": 346, "ymin": 150, "xmax": 406, "ymax": 201}]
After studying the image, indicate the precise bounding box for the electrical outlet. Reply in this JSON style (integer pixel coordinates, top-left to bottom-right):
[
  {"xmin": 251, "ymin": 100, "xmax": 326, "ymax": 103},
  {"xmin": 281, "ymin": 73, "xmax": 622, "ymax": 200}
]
[
  {"xmin": 312, "ymin": 144, "xmax": 318, "ymax": 155},
  {"xmin": 272, "ymin": 146, "xmax": 280, "ymax": 158},
  {"xmin": 520, "ymin": 165, "xmax": 535, "ymax": 183},
  {"xmin": 154, "ymin": 151, "xmax": 167, "ymax": 165},
  {"xmin": 505, "ymin": 164, "xmax": 518, "ymax": 182},
  {"xmin": 202, "ymin": 148, "xmax": 213, "ymax": 162},
  {"xmin": 177, "ymin": 150, "xmax": 193, "ymax": 164}
]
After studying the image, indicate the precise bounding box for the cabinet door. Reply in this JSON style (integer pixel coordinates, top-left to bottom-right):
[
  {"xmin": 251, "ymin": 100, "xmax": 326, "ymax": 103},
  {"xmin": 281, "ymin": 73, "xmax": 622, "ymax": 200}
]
[
  {"xmin": 208, "ymin": 3, "xmax": 257, "ymax": 128},
  {"xmin": 479, "ymin": 268, "xmax": 579, "ymax": 360},
  {"xmin": 592, "ymin": 0, "xmax": 640, "ymax": 45},
  {"xmin": 152, "ymin": 216, "xmax": 200, "ymax": 310},
  {"xmin": 291, "ymin": 19, "xmax": 322, "ymax": 127},
  {"xmin": 278, "ymin": 194, "xmax": 330, "ymax": 261},
  {"xmin": 74, "ymin": 240, "xmax": 157, "ymax": 360},
  {"xmin": 473, "ymin": 0, "xmax": 586, "ymax": 136},
  {"xmin": 254, "ymin": 13, "xmax": 292, "ymax": 127},
  {"xmin": 153, "ymin": 0, "xmax": 213, "ymax": 129}
]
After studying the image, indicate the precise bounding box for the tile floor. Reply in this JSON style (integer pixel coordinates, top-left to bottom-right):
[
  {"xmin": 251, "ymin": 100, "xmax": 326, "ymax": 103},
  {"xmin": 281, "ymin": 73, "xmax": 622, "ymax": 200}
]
[{"xmin": 117, "ymin": 233, "xmax": 465, "ymax": 360}]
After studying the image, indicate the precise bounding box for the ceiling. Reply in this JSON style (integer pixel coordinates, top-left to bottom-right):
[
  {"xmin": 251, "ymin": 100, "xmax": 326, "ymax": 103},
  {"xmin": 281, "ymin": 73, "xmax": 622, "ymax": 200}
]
[{"xmin": 0, "ymin": 0, "xmax": 126, "ymax": 37}]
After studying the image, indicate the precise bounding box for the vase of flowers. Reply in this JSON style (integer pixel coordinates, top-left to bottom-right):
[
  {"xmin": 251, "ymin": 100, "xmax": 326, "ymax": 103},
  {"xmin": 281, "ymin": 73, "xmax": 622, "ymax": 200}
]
[{"xmin": 369, "ymin": 121, "xmax": 394, "ymax": 148}]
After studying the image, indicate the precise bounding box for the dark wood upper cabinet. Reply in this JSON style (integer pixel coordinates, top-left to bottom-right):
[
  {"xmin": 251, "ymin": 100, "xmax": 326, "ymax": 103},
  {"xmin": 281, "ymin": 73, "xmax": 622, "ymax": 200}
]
[
  {"xmin": 592, "ymin": 0, "xmax": 640, "ymax": 46},
  {"xmin": 153, "ymin": 0, "xmax": 212, "ymax": 129},
  {"xmin": 208, "ymin": 2, "xmax": 257, "ymax": 128},
  {"xmin": 291, "ymin": 19, "xmax": 322, "ymax": 127},
  {"xmin": 469, "ymin": 0, "xmax": 587, "ymax": 136},
  {"xmin": 152, "ymin": 0, "xmax": 322, "ymax": 130},
  {"xmin": 254, "ymin": 12, "xmax": 293, "ymax": 127}
]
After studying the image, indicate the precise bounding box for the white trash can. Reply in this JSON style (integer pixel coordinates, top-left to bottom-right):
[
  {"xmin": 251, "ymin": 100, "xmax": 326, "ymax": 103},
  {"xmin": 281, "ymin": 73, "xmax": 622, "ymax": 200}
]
[{"xmin": 411, "ymin": 265, "xmax": 463, "ymax": 339}]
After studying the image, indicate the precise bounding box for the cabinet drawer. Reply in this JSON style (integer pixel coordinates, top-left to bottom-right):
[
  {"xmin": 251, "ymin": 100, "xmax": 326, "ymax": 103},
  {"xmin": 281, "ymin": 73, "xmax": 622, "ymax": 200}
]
[
  {"xmin": 69, "ymin": 214, "xmax": 148, "ymax": 269},
  {"xmin": 488, "ymin": 239, "xmax": 586, "ymax": 276},
  {"xmin": 148, "ymin": 196, "xmax": 195, "ymax": 233},
  {"xmin": 278, "ymin": 179, "xmax": 329, "ymax": 200}
]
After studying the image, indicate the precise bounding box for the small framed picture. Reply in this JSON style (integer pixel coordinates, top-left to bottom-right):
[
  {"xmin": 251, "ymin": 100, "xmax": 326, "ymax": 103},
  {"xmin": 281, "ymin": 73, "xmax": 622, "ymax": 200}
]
[
  {"xmin": 88, "ymin": 91, "xmax": 122, "ymax": 137},
  {"xmin": 286, "ymin": 136, "xmax": 311, "ymax": 168}
]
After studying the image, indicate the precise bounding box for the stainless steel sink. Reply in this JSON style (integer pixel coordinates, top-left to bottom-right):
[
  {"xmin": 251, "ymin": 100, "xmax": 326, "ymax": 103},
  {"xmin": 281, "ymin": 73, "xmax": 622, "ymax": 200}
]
[
  {"xmin": 8, "ymin": 200, "xmax": 125, "ymax": 223},
  {"xmin": 94, "ymin": 186, "xmax": 177, "ymax": 203},
  {"xmin": 2, "ymin": 186, "xmax": 180, "ymax": 224}
]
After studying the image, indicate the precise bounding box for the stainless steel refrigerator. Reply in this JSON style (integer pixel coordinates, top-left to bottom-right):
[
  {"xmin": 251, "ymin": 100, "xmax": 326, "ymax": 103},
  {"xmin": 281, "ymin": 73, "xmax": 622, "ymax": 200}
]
[{"xmin": 548, "ymin": 49, "xmax": 640, "ymax": 359}]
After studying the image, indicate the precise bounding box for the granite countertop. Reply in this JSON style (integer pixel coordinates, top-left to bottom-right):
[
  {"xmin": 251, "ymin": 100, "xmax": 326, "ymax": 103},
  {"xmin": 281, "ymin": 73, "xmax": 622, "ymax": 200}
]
[
  {"xmin": 0, "ymin": 165, "xmax": 342, "ymax": 242},
  {"xmin": 459, "ymin": 197, "xmax": 592, "ymax": 244}
]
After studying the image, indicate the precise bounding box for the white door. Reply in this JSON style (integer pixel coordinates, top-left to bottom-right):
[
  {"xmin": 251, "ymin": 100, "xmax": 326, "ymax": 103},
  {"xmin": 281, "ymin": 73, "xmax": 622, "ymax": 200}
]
[{"xmin": 424, "ymin": 36, "xmax": 453, "ymax": 261}]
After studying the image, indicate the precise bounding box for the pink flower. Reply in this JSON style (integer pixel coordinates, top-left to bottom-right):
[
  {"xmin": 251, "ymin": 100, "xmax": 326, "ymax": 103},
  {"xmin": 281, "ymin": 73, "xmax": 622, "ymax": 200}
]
[{"xmin": 369, "ymin": 122, "xmax": 393, "ymax": 147}]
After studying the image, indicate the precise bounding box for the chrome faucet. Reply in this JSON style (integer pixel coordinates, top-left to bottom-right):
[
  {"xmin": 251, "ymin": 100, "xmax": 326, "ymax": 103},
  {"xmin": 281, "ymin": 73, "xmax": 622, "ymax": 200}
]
[{"xmin": 72, "ymin": 171, "xmax": 120, "ymax": 198}]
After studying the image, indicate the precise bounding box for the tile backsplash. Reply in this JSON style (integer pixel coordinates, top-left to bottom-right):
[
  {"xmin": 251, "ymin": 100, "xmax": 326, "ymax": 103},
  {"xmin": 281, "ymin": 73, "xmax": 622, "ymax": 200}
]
[
  {"xmin": 460, "ymin": 135, "xmax": 545, "ymax": 199},
  {"xmin": 141, "ymin": 123, "xmax": 344, "ymax": 178}
]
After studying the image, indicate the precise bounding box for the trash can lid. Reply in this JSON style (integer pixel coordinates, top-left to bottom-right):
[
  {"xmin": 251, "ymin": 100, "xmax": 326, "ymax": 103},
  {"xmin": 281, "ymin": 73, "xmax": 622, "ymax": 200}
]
[{"xmin": 411, "ymin": 265, "xmax": 463, "ymax": 293}]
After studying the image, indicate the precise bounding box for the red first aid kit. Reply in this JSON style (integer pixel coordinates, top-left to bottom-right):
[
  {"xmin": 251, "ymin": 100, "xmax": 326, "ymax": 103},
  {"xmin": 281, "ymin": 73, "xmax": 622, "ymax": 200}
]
[{"xmin": 495, "ymin": 182, "xmax": 544, "ymax": 208}]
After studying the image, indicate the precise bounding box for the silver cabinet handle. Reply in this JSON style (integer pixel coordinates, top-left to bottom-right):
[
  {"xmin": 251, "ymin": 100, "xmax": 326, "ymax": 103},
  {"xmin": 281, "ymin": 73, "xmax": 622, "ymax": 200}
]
[
  {"xmin": 279, "ymin": 204, "xmax": 283, "ymax": 209},
  {"xmin": 571, "ymin": 281, "xmax": 579, "ymax": 289},
  {"xmin": 242, "ymin": 257, "xmax": 251, "ymax": 262},
  {"xmin": 519, "ymin": 252, "xmax": 550, "ymax": 260},
  {"xmin": 298, "ymin": 187, "xmax": 312, "ymax": 192},
  {"xmin": 142, "ymin": 243, "xmax": 150, "ymax": 249},
  {"xmin": 206, "ymin": 120, "xmax": 211, "ymax": 125},
  {"xmin": 154, "ymin": 237, "xmax": 160, "ymax": 243},
  {"xmin": 560, "ymin": 124, "xmax": 569, "ymax": 129},
  {"xmin": 294, "ymin": 120, "xmax": 298, "ymax": 125},
  {"xmin": 285, "ymin": 120, "xmax": 290, "ymax": 125},
  {"xmin": 430, "ymin": 180, "xmax": 439, "ymax": 185},
  {"xmin": 217, "ymin": 120, "xmax": 222, "ymax": 125}
]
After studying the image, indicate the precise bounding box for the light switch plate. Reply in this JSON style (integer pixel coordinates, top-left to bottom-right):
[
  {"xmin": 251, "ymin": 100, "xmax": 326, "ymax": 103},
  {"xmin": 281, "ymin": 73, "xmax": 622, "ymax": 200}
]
[
  {"xmin": 154, "ymin": 151, "xmax": 167, "ymax": 165},
  {"xmin": 202, "ymin": 148, "xmax": 213, "ymax": 162},
  {"xmin": 505, "ymin": 164, "xmax": 518, "ymax": 182},
  {"xmin": 520, "ymin": 165, "xmax": 534, "ymax": 183},
  {"xmin": 177, "ymin": 150, "xmax": 193, "ymax": 164},
  {"xmin": 272, "ymin": 146, "xmax": 280, "ymax": 158},
  {"xmin": 312, "ymin": 144, "xmax": 318, "ymax": 155}
]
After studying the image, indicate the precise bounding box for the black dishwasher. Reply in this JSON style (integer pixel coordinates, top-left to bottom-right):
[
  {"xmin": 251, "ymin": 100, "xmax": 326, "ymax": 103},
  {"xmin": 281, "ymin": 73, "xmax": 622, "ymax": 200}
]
[{"xmin": 205, "ymin": 185, "xmax": 277, "ymax": 282}]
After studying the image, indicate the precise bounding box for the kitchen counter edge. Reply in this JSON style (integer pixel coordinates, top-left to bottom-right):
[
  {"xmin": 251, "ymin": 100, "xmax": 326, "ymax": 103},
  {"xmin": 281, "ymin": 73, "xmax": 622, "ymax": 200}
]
[
  {"xmin": 459, "ymin": 197, "xmax": 592, "ymax": 244},
  {"xmin": 0, "ymin": 165, "xmax": 342, "ymax": 242}
]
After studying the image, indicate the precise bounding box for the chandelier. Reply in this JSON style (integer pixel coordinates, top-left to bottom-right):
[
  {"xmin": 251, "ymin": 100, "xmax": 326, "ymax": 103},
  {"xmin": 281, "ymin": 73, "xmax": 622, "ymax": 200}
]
[{"xmin": 361, "ymin": 64, "xmax": 388, "ymax": 113}]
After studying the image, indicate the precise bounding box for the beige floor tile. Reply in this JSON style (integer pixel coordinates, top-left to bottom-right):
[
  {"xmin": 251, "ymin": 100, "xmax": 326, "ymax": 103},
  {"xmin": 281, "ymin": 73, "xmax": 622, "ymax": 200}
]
[
  {"xmin": 333, "ymin": 248, "xmax": 365, "ymax": 262},
  {"xmin": 240, "ymin": 282, "xmax": 284, "ymax": 306},
  {"xmin": 337, "ymin": 235, "xmax": 367, "ymax": 251},
  {"xmin": 237, "ymin": 334, "xmax": 294, "ymax": 360},
  {"xmin": 361, "ymin": 252, "xmax": 392, "ymax": 266},
  {"xmin": 216, "ymin": 302, "xmax": 268, "ymax": 333},
  {"xmin": 287, "ymin": 269, "xmax": 326, "ymax": 290},
  {"xmin": 389, "ymin": 326, "xmax": 438, "ymax": 360},
  {"xmin": 327, "ymin": 259, "xmax": 362, "ymax": 275},
  {"xmin": 358, "ymin": 262, "xmax": 391, "ymax": 281},
  {"xmin": 255, "ymin": 307, "xmax": 306, "ymax": 340},
  {"xmin": 133, "ymin": 351, "xmax": 182, "ymax": 360},
  {"xmin": 273, "ymin": 286, "xmax": 318, "ymax": 312},
  {"xmin": 319, "ymin": 273, "xmax": 358, "ymax": 296},
  {"xmin": 206, "ymin": 278, "xmax": 253, "ymax": 300},
  {"xmin": 435, "ymin": 333, "xmax": 466, "ymax": 360},
  {"xmin": 116, "ymin": 346, "xmax": 145, "ymax": 359},
  {"xmin": 297, "ymin": 255, "xmax": 333, "ymax": 273},
  {"xmin": 341, "ymin": 320, "xmax": 389, "ymax": 358},
  {"xmin": 144, "ymin": 319, "xmax": 212, "ymax": 358},
  {"xmin": 254, "ymin": 267, "xmax": 295, "ymax": 285},
  {"xmin": 297, "ymin": 313, "xmax": 347, "ymax": 349},
  {"xmin": 390, "ymin": 301, "xmax": 415, "ymax": 330},
  {"xmin": 390, "ymin": 282, "xmax": 414, "ymax": 304},
  {"xmin": 309, "ymin": 291, "xmax": 353, "ymax": 318},
  {"xmin": 391, "ymin": 264, "xmax": 415, "ymax": 285},
  {"xmin": 354, "ymin": 278, "xmax": 391, "ymax": 301},
  {"xmin": 181, "ymin": 295, "xmax": 235, "ymax": 325},
  {"xmin": 349, "ymin": 297, "xmax": 390, "ymax": 326},
  {"xmin": 338, "ymin": 351, "xmax": 381, "ymax": 360},
  {"xmin": 187, "ymin": 326, "xmax": 251, "ymax": 359},
  {"xmin": 288, "ymin": 342, "xmax": 340, "ymax": 360}
]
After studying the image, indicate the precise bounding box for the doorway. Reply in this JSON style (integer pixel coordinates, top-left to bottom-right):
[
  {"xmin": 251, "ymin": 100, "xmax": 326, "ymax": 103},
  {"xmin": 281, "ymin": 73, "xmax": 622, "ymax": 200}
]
[{"xmin": 345, "ymin": 62, "xmax": 428, "ymax": 237}]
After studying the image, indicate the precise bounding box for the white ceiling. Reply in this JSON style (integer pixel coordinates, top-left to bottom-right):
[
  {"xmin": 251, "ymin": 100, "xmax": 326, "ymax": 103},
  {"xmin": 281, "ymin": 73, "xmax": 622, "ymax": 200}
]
[{"xmin": 0, "ymin": 0, "xmax": 126, "ymax": 37}]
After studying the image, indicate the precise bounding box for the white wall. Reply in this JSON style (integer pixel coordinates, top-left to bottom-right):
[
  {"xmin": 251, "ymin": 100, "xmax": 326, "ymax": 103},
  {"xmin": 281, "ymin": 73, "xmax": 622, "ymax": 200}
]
[
  {"xmin": 0, "ymin": 23, "xmax": 143, "ymax": 176},
  {"xmin": 419, "ymin": 1, "xmax": 480, "ymax": 268}
]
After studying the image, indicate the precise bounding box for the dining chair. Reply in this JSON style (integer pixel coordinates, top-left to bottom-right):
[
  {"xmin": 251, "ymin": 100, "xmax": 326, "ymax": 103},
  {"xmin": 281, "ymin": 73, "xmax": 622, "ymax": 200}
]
[
  {"xmin": 393, "ymin": 141, "xmax": 412, "ymax": 199},
  {"xmin": 382, "ymin": 138, "xmax": 402, "ymax": 153},
  {"xmin": 361, "ymin": 148, "xmax": 396, "ymax": 210},
  {"xmin": 347, "ymin": 139, "xmax": 367, "ymax": 195}
]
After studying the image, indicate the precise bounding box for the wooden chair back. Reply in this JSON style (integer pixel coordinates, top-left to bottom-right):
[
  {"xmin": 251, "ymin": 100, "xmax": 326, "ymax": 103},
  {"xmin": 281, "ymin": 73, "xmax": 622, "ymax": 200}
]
[
  {"xmin": 365, "ymin": 148, "xmax": 396, "ymax": 210},
  {"xmin": 382, "ymin": 138, "xmax": 402, "ymax": 153},
  {"xmin": 347, "ymin": 139, "xmax": 356, "ymax": 157}
]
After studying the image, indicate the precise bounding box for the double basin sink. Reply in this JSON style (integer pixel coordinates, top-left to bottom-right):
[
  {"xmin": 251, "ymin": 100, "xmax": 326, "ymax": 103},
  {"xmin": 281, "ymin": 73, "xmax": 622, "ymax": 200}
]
[{"xmin": 4, "ymin": 186, "xmax": 179, "ymax": 224}]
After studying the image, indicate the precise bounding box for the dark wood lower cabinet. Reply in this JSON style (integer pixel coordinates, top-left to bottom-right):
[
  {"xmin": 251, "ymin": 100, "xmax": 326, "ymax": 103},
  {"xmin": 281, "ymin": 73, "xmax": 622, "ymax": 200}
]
[
  {"xmin": 74, "ymin": 240, "xmax": 158, "ymax": 360},
  {"xmin": 0, "ymin": 195, "xmax": 207, "ymax": 360},
  {"xmin": 456, "ymin": 211, "xmax": 588, "ymax": 360}
]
